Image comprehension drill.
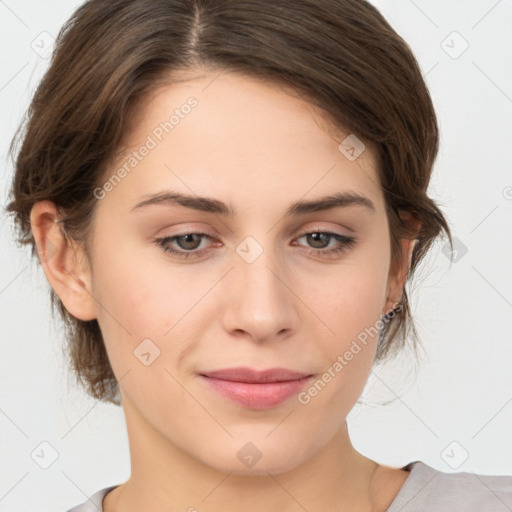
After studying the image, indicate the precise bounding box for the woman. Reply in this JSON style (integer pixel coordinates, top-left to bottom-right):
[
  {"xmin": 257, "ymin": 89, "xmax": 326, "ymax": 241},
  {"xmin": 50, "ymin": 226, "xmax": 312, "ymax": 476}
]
[{"xmin": 6, "ymin": 0, "xmax": 511, "ymax": 510}]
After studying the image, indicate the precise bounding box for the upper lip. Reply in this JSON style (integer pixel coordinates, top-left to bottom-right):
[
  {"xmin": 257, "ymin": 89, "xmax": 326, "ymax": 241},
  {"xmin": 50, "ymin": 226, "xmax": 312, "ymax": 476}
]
[{"xmin": 200, "ymin": 367, "xmax": 312, "ymax": 383}]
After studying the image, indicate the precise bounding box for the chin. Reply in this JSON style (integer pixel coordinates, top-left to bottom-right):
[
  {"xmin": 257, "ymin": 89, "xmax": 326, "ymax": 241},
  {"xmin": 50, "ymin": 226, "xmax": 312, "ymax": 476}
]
[{"xmin": 198, "ymin": 440, "xmax": 310, "ymax": 477}]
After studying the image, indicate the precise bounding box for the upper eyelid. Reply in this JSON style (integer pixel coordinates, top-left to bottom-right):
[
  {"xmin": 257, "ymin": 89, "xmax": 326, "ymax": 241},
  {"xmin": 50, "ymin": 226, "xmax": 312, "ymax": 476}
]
[
  {"xmin": 163, "ymin": 227, "xmax": 350, "ymax": 240},
  {"xmin": 161, "ymin": 221, "xmax": 352, "ymax": 237}
]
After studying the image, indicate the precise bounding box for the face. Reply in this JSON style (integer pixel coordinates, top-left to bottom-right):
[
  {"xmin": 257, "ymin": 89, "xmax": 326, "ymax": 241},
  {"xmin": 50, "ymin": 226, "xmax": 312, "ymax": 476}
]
[{"xmin": 49, "ymin": 69, "xmax": 408, "ymax": 475}]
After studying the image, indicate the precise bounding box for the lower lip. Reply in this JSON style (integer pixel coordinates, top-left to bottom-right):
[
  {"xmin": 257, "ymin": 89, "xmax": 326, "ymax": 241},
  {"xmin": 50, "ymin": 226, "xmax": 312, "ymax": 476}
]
[{"xmin": 200, "ymin": 375, "xmax": 313, "ymax": 409}]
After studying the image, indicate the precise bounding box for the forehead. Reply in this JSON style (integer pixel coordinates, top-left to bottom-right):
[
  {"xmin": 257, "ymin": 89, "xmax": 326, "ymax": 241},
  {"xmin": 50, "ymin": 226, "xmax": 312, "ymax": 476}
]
[{"xmin": 104, "ymin": 70, "xmax": 384, "ymax": 215}]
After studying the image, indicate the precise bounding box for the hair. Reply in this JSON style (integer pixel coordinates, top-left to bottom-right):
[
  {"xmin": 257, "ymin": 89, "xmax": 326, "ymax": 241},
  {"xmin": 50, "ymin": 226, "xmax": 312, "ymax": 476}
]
[{"xmin": 6, "ymin": 0, "xmax": 452, "ymax": 405}]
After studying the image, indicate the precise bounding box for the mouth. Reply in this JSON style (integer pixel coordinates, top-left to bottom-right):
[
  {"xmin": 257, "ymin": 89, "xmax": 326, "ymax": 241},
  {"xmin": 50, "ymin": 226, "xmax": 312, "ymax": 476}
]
[{"xmin": 198, "ymin": 367, "xmax": 314, "ymax": 409}]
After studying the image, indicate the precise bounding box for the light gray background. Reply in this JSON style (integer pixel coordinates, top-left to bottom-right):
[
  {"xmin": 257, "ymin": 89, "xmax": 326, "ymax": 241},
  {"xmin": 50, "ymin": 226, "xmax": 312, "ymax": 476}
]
[{"xmin": 1, "ymin": 1, "xmax": 511, "ymax": 510}]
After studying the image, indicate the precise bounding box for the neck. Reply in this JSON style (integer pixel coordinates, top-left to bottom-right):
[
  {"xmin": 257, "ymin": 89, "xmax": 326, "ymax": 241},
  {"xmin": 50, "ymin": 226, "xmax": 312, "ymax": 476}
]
[{"xmin": 105, "ymin": 397, "xmax": 382, "ymax": 512}]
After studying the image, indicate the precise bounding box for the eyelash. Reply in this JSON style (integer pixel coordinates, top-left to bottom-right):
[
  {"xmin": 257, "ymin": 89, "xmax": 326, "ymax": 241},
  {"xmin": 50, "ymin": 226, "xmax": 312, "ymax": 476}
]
[{"xmin": 153, "ymin": 229, "xmax": 356, "ymax": 260}]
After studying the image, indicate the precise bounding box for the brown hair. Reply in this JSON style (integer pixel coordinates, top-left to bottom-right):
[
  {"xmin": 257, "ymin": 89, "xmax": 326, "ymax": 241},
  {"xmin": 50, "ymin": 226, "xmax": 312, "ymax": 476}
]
[{"xmin": 6, "ymin": 0, "xmax": 452, "ymax": 405}]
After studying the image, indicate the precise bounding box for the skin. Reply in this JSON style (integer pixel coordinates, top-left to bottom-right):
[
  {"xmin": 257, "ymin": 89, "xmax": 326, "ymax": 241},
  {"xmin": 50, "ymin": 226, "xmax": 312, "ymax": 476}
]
[{"xmin": 31, "ymin": 68, "xmax": 416, "ymax": 511}]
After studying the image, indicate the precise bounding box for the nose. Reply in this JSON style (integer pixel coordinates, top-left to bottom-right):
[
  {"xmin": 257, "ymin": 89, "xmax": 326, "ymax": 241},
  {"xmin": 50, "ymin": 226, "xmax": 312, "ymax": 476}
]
[{"xmin": 221, "ymin": 242, "xmax": 299, "ymax": 343}]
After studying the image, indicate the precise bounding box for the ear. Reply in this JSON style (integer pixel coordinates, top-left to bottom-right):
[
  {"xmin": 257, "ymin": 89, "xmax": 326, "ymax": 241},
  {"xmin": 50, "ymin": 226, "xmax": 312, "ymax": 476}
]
[
  {"xmin": 382, "ymin": 210, "xmax": 420, "ymax": 316},
  {"xmin": 30, "ymin": 200, "xmax": 97, "ymax": 321}
]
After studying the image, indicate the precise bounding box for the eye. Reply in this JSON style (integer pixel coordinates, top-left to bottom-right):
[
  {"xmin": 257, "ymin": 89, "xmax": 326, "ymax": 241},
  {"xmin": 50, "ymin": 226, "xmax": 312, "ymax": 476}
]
[
  {"xmin": 293, "ymin": 230, "xmax": 356, "ymax": 258},
  {"xmin": 154, "ymin": 232, "xmax": 215, "ymax": 260},
  {"xmin": 153, "ymin": 229, "xmax": 356, "ymax": 260}
]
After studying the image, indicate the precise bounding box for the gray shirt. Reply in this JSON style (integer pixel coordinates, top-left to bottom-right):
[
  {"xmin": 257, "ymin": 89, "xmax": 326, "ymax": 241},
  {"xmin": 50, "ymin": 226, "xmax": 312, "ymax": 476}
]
[{"xmin": 66, "ymin": 460, "xmax": 512, "ymax": 511}]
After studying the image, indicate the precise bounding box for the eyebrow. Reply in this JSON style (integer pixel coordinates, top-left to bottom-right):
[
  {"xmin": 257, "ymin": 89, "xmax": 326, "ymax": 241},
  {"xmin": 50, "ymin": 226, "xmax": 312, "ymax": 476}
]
[{"xmin": 130, "ymin": 190, "xmax": 375, "ymax": 217}]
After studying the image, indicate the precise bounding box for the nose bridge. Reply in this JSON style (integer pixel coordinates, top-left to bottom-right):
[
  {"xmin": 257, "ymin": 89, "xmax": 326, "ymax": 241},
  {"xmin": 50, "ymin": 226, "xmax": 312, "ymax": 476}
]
[
  {"xmin": 225, "ymin": 233, "xmax": 296, "ymax": 339},
  {"xmin": 236, "ymin": 234, "xmax": 285, "ymax": 307}
]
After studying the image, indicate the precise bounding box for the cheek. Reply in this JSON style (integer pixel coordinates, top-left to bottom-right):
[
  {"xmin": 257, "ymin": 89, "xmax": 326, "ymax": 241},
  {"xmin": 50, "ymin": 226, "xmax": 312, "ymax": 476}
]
[
  {"xmin": 90, "ymin": 239, "xmax": 214, "ymax": 377},
  {"xmin": 320, "ymin": 256, "xmax": 390, "ymax": 339},
  {"xmin": 307, "ymin": 249, "xmax": 391, "ymax": 391}
]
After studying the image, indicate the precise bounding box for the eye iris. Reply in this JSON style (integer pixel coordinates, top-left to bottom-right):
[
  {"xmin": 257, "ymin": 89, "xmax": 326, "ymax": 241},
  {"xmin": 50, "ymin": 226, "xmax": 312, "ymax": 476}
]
[
  {"xmin": 177, "ymin": 234, "xmax": 202, "ymax": 250},
  {"xmin": 307, "ymin": 233, "xmax": 330, "ymax": 249}
]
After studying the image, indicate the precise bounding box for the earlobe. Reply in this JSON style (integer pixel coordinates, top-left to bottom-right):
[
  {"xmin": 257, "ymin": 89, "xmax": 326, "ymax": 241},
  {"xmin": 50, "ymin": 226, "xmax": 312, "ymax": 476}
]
[{"xmin": 30, "ymin": 200, "xmax": 97, "ymax": 321}]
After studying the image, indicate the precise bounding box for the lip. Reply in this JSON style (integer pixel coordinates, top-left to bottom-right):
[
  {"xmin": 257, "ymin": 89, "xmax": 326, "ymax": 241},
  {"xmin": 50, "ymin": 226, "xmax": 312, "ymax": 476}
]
[
  {"xmin": 199, "ymin": 367, "xmax": 314, "ymax": 409},
  {"xmin": 201, "ymin": 367, "xmax": 311, "ymax": 383}
]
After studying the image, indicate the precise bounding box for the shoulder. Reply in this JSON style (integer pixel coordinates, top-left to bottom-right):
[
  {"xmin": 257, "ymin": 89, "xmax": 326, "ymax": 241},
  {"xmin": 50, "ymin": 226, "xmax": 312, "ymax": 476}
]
[
  {"xmin": 388, "ymin": 460, "xmax": 512, "ymax": 512},
  {"xmin": 65, "ymin": 485, "xmax": 119, "ymax": 512}
]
